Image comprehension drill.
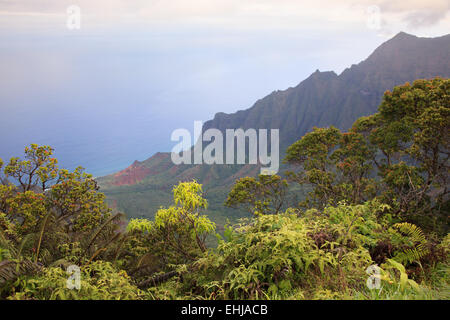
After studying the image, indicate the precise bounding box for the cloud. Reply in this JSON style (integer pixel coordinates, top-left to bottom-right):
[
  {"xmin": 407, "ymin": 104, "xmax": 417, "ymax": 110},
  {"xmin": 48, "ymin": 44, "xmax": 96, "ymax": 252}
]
[
  {"xmin": 403, "ymin": 9, "xmax": 449, "ymax": 29},
  {"xmin": 374, "ymin": 0, "xmax": 450, "ymax": 28},
  {"xmin": 0, "ymin": 0, "xmax": 448, "ymax": 35}
]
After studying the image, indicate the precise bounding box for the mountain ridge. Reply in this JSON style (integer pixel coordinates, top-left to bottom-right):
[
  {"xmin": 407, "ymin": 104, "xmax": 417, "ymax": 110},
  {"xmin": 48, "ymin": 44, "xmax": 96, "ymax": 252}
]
[
  {"xmin": 202, "ymin": 32, "xmax": 450, "ymax": 148},
  {"xmin": 97, "ymin": 32, "xmax": 450, "ymax": 223}
]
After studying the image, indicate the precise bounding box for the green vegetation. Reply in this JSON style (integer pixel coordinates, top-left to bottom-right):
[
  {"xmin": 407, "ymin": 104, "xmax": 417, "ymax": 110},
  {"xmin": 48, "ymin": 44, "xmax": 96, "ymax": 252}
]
[
  {"xmin": 0, "ymin": 78, "xmax": 448, "ymax": 300},
  {"xmin": 225, "ymin": 175, "xmax": 288, "ymax": 215}
]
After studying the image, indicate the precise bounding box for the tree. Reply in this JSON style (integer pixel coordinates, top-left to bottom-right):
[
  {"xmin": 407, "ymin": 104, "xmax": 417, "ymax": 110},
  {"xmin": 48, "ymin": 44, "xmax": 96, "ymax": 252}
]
[
  {"xmin": 126, "ymin": 181, "xmax": 215, "ymax": 268},
  {"xmin": 284, "ymin": 127, "xmax": 376, "ymax": 209},
  {"xmin": 352, "ymin": 78, "xmax": 449, "ymax": 223},
  {"xmin": 225, "ymin": 174, "xmax": 288, "ymax": 215},
  {"xmin": 3, "ymin": 144, "xmax": 58, "ymax": 192},
  {"xmin": 0, "ymin": 145, "xmax": 121, "ymax": 266},
  {"xmin": 158, "ymin": 181, "xmax": 215, "ymax": 254},
  {"xmin": 285, "ymin": 78, "xmax": 449, "ymax": 230}
]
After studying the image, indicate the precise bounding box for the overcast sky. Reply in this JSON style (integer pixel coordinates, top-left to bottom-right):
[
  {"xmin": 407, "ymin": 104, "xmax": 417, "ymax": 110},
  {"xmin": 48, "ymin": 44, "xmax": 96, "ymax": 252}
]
[
  {"xmin": 0, "ymin": 0, "xmax": 449, "ymax": 31},
  {"xmin": 0, "ymin": 1, "xmax": 448, "ymax": 175},
  {"xmin": 1, "ymin": 0, "xmax": 448, "ymax": 116}
]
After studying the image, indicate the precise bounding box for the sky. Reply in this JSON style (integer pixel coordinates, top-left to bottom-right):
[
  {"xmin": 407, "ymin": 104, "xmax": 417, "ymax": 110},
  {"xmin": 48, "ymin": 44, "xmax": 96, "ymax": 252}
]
[{"xmin": 0, "ymin": 0, "xmax": 449, "ymax": 176}]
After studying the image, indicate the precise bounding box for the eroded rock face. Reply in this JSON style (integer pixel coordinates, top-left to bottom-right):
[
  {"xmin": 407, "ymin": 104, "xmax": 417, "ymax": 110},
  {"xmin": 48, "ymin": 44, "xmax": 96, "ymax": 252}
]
[{"xmin": 112, "ymin": 160, "xmax": 151, "ymax": 186}]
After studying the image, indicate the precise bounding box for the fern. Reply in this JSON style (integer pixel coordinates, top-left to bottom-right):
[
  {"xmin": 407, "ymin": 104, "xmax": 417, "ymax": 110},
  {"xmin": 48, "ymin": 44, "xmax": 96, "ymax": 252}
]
[
  {"xmin": 129, "ymin": 253, "xmax": 163, "ymax": 277},
  {"xmin": 0, "ymin": 229, "xmax": 17, "ymax": 260},
  {"xmin": 0, "ymin": 259, "xmax": 42, "ymax": 288},
  {"xmin": 0, "ymin": 230, "xmax": 43, "ymax": 290},
  {"xmin": 35, "ymin": 212, "xmax": 53, "ymax": 263},
  {"xmin": 87, "ymin": 213, "xmax": 124, "ymax": 251},
  {"xmin": 138, "ymin": 271, "xmax": 179, "ymax": 288},
  {"xmin": 392, "ymin": 222, "xmax": 429, "ymax": 264}
]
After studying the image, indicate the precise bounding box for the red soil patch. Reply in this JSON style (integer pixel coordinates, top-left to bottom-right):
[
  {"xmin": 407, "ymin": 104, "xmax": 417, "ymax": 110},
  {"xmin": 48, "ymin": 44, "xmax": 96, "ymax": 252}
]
[{"xmin": 112, "ymin": 160, "xmax": 151, "ymax": 186}]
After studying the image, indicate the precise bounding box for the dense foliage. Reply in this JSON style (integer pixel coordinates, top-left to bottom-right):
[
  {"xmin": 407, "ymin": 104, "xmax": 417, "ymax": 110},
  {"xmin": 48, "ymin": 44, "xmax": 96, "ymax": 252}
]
[
  {"xmin": 0, "ymin": 79, "xmax": 448, "ymax": 300},
  {"xmin": 285, "ymin": 78, "xmax": 449, "ymax": 233}
]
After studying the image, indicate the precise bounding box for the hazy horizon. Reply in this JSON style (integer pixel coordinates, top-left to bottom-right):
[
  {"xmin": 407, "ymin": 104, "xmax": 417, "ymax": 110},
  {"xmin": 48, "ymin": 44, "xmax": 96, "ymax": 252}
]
[{"xmin": 0, "ymin": 1, "xmax": 449, "ymax": 176}]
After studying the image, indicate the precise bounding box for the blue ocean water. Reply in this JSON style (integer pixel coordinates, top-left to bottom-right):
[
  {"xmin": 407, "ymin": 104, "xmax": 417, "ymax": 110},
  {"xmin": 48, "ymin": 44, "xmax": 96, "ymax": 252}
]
[
  {"xmin": 0, "ymin": 31, "xmax": 381, "ymax": 177},
  {"xmin": 0, "ymin": 106, "xmax": 178, "ymax": 177}
]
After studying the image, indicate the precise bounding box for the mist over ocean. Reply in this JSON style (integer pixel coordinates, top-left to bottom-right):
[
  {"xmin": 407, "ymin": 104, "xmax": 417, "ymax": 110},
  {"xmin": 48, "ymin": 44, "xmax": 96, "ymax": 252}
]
[
  {"xmin": 0, "ymin": 104, "xmax": 177, "ymax": 177},
  {"xmin": 0, "ymin": 28, "xmax": 391, "ymax": 177}
]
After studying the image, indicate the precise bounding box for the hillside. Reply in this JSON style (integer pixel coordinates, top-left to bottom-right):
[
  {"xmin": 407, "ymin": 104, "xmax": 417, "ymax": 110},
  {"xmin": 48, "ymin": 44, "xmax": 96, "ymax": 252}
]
[
  {"xmin": 202, "ymin": 32, "xmax": 450, "ymax": 148},
  {"xmin": 97, "ymin": 32, "xmax": 450, "ymax": 225}
]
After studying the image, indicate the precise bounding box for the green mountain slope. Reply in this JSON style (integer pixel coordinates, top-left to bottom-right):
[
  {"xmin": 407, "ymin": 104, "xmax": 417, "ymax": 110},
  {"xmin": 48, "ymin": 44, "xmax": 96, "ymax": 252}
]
[{"xmin": 97, "ymin": 32, "xmax": 450, "ymax": 225}]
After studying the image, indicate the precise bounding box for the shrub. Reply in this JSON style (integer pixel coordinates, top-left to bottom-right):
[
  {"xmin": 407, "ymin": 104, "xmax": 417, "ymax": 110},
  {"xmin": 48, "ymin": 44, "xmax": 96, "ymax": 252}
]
[{"xmin": 8, "ymin": 261, "xmax": 144, "ymax": 300}]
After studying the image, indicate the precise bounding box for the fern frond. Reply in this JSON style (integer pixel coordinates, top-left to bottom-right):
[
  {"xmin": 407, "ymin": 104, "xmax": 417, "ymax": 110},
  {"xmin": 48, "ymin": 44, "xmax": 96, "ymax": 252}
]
[
  {"xmin": 35, "ymin": 212, "xmax": 53, "ymax": 263},
  {"xmin": 85, "ymin": 248, "xmax": 107, "ymax": 266},
  {"xmin": 0, "ymin": 229, "xmax": 17, "ymax": 258},
  {"xmin": 0, "ymin": 259, "xmax": 42, "ymax": 287},
  {"xmin": 17, "ymin": 233, "xmax": 35, "ymax": 258},
  {"xmin": 137, "ymin": 271, "xmax": 179, "ymax": 289},
  {"xmin": 87, "ymin": 213, "xmax": 124, "ymax": 251},
  {"xmin": 130, "ymin": 253, "xmax": 161, "ymax": 277},
  {"xmin": 393, "ymin": 222, "xmax": 429, "ymax": 264},
  {"xmin": 113, "ymin": 234, "xmax": 128, "ymax": 262},
  {"xmin": 393, "ymin": 222, "xmax": 427, "ymax": 244},
  {"xmin": 49, "ymin": 258, "xmax": 73, "ymax": 269}
]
